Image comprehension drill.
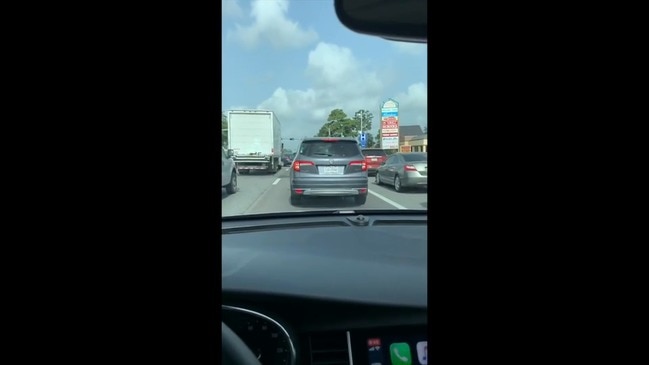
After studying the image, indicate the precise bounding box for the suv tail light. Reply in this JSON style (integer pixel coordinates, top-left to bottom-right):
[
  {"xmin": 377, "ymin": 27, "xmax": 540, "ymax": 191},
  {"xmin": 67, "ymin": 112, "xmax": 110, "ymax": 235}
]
[
  {"xmin": 349, "ymin": 160, "xmax": 367, "ymax": 171},
  {"xmin": 404, "ymin": 164, "xmax": 417, "ymax": 171},
  {"xmin": 293, "ymin": 160, "xmax": 314, "ymax": 172}
]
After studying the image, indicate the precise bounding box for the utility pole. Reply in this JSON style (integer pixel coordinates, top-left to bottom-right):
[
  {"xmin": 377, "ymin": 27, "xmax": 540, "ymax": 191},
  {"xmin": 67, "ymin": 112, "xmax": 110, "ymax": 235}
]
[
  {"xmin": 356, "ymin": 111, "xmax": 365, "ymax": 136},
  {"xmin": 328, "ymin": 119, "xmax": 343, "ymax": 137}
]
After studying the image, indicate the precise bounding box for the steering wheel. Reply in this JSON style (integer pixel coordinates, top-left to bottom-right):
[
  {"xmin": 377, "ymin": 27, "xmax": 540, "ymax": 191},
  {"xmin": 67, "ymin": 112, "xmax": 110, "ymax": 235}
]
[{"xmin": 222, "ymin": 322, "xmax": 263, "ymax": 365}]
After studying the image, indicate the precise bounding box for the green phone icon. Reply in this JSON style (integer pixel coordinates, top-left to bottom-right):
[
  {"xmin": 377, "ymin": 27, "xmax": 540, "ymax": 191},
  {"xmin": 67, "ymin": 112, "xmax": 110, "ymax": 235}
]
[{"xmin": 390, "ymin": 342, "xmax": 412, "ymax": 365}]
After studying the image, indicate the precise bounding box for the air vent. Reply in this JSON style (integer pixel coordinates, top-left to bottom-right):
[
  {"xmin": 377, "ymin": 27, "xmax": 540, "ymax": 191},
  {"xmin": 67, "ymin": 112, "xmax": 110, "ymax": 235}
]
[{"xmin": 309, "ymin": 331, "xmax": 350, "ymax": 365}]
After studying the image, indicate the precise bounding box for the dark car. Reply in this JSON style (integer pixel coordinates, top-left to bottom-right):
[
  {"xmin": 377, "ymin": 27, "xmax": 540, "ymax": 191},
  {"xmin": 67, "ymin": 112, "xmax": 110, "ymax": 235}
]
[
  {"xmin": 281, "ymin": 154, "xmax": 294, "ymax": 167},
  {"xmin": 289, "ymin": 137, "xmax": 369, "ymax": 205},
  {"xmin": 362, "ymin": 148, "xmax": 388, "ymax": 175},
  {"xmin": 375, "ymin": 152, "xmax": 427, "ymax": 192}
]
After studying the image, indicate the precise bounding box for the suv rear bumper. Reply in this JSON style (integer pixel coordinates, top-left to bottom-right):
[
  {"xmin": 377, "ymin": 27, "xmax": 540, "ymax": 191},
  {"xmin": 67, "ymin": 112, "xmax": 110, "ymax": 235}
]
[
  {"xmin": 291, "ymin": 176, "xmax": 368, "ymax": 196},
  {"xmin": 297, "ymin": 188, "xmax": 366, "ymax": 197}
]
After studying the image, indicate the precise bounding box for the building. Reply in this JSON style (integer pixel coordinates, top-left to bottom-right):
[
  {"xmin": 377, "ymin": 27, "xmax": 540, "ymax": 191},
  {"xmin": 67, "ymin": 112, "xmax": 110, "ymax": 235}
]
[
  {"xmin": 398, "ymin": 125, "xmax": 427, "ymax": 152},
  {"xmin": 406, "ymin": 134, "xmax": 427, "ymax": 152}
]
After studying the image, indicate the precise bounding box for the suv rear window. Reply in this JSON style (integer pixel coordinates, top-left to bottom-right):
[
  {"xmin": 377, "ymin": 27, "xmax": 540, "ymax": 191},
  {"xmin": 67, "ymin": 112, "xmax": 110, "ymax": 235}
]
[
  {"xmin": 299, "ymin": 141, "xmax": 361, "ymax": 157},
  {"xmin": 362, "ymin": 149, "xmax": 387, "ymax": 157}
]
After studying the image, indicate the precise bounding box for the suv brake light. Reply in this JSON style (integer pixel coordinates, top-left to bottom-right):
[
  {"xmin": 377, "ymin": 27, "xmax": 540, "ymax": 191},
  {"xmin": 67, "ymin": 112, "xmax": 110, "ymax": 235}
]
[
  {"xmin": 321, "ymin": 138, "xmax": 339, "ymax": 142},
  {"xmin": 404, "ymin": 164, "xmax": 417, "ymax": 171},
  {"xmin": 349, "ymin": 160, "xmax": 367, "ymax": 171},
  {"xmin": 293, "ymin": 160, "xmax": 314, "ymax": 172}
]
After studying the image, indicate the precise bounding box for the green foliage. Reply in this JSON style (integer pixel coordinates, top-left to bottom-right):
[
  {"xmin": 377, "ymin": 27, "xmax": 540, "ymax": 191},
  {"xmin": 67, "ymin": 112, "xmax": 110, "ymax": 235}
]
[
  {"xmin": 351, "ymin": 109, "xmax": 374, "ymax": 134},
  {"xmin": 364, "ymin": 133, "xmax": 375, "ymax": 148},
  {"xmin": 374, "ymin": 131, "xmax": 381, "ymax": 148},
  {"xmin": 316, "ymin": 108, "xmax": 376, "ymax": 138}
]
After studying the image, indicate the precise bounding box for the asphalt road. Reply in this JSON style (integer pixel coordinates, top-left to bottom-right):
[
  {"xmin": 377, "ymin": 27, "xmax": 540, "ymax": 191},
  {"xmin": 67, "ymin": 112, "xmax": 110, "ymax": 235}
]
[{"xmin": 222, "ymin": 167, "xmax": 427, "ymax": 216}]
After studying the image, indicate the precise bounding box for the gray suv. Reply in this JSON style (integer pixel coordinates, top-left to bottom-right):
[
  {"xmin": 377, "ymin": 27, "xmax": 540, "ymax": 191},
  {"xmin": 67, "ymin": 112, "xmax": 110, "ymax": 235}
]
[{"xmin": 289, "ymin": 137, "xmax": 368, "ymax": 205}]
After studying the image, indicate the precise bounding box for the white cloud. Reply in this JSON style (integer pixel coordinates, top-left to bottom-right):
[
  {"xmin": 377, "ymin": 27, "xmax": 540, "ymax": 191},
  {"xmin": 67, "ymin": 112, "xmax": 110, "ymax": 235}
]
[
  {"xmin": 226, "ymin": 0, "xmax": 318, "ymax": 49},
  {"xmin": 253, "ymin": 42, "xmax": 427, "ymax": 139},
  {"xmin": 395, "ymin": 83, "xmax": 428, "ymax": 110},
  {"xmin": 391, "ymin": 41, "xmax": 427, "ymax": 55},
  {"xmin": 222, "ymin": 0, "xmax": 244, "ymax": 19},
  {"xmin": 394, "ymin": 83, "xmax": 428, "ymax": 125}
]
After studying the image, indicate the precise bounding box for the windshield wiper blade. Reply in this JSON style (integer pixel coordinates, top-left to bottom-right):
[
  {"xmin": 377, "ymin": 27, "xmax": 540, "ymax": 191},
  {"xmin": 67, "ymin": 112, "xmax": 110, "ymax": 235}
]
[{"xmin": 222, "ymin": 209, "xmax": 427, "ymax": 221}]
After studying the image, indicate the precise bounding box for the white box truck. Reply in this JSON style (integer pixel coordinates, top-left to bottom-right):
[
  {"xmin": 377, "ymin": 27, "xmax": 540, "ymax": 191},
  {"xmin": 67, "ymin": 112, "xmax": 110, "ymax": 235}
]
[{"xmin": 227, "ymin": 110, "xmax": 282, "ymax": 174}]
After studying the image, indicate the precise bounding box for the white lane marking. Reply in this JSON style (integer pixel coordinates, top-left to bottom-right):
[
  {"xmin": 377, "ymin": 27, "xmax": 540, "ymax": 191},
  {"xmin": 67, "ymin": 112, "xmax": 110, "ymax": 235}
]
[
  {"xmin": 272, "ymin": 178, "xmax": 281, "ymax": 185},
  {"xmin": 243, "ymin": 176, "xmax": 287, "ymax": 214},
  {"xmin": 368, "ymin": 189, "xmax": 408, "ymax": 210}
]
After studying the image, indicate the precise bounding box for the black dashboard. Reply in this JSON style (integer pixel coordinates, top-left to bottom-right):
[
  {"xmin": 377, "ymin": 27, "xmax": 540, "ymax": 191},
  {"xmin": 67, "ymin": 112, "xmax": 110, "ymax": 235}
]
[{"xmin": 222, "ymin": 211, "xmax": 428, "ymax": 365}]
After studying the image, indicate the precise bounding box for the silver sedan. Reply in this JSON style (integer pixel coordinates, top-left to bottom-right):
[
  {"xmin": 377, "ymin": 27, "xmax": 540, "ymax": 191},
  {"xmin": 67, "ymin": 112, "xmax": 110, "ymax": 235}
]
[{"xmin": 375, "ymin": 152, "xmax": 427, "ymax": 192}]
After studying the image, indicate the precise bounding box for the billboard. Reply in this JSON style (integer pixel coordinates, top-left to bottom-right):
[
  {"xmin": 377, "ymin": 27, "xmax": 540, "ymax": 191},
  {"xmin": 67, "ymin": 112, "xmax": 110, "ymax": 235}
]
[{"xmin": 380, "ymin": 99, "xmax": 399, "ymax": 149}]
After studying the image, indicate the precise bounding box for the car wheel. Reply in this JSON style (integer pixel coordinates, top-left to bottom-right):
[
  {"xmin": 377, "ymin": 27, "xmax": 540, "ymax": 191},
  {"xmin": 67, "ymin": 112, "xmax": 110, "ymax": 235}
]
[
  {"xmin": 355, "ymin": 194, "xmax": 367, "ymax": 205},
  {"xmin": 225, "ymin": 171, "xmax": 237, "ymax": 194},
  {"xmin": 394, "ymin": 175, "xmax": 402, "ymax": 192},
  {"xmin": 290, "ymin": 193, "xmax": 301, "ymax": 206},
  {"xmin": 375, "ymin": 172, "xmax": 382, "ymax": 185}
]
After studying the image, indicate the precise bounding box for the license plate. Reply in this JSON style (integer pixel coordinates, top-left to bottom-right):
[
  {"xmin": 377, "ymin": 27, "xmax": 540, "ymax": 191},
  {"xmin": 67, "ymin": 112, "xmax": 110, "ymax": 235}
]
[
  {"xmin": 319, "ymin": 166, "xmax": 343, "ymax": 175},
  {"xmin": 371, "ymin": 158, "xmax": 377, "ymax": 161}
]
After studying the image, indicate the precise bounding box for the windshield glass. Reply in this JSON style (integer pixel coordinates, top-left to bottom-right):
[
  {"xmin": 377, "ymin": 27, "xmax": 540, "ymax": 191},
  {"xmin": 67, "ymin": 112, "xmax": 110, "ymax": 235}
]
[
  {"xmin": 402, "ymin": 153, "xmax": 427, "ymax": 162},
  {"xmin": 362, "ymin": 149, "xmax": 387, "ymax": 157},
  {"xmin": 221, "ymin": 0, "xmax": 427, "ymax": 216},
  {"xmin": 300, "ymin": 140, "xmax": 359, "ymax": 157}
]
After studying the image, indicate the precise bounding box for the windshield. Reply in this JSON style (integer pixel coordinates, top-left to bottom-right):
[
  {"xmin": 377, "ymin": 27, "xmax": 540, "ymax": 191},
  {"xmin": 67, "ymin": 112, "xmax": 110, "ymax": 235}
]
[
  {"xmin": 222, "ymin": 0, "xmax": 427, "ymax": 216},
  {"xmin": 362, "ymin": 149, "xmax": 387, "ymax": 157},
  {"xmin": 402, "ymin": 153, "xmax": 427, "ymax": 162},
  {"xmin": 300, "ymin": 140, "xmax": 359, "ymax": 157}
]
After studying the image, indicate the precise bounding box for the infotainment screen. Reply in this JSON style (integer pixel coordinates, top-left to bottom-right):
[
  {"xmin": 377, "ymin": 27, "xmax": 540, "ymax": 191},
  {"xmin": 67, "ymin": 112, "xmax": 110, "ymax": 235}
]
[{"xmin": 350, "ymin": 325, "xmax": 427, "ymax": 365}]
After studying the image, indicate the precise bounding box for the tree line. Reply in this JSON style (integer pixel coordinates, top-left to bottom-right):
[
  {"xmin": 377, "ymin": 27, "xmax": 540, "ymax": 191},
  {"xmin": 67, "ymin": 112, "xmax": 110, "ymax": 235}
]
[
  {"xmin": 221, "ymin": 109, "xmax": 392, "ymax": 149},
  {"xmin": 314, "ymin": 108, "xmax": 381, "ymax": 148}
]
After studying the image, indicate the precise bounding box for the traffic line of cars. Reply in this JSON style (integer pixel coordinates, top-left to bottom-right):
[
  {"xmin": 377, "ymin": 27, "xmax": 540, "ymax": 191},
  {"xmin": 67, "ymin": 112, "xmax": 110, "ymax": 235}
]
[
  {"xmin": 223, "ymin": 139, "xmax": 427, "ymax": 202},
  {"xmin": 288, "ymin": 138, "xmax": 427, "ymax": 206}
]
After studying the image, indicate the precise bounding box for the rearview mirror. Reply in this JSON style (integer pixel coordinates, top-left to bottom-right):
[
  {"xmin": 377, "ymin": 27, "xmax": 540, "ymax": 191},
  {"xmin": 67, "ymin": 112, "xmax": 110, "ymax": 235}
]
[
  {"xmin": 227, "ymin": 149, "xmax": 234, "ymax": 158},
  {"xmin": 334, "ymin": 0, "xmax": 427, "ymax": 43}
]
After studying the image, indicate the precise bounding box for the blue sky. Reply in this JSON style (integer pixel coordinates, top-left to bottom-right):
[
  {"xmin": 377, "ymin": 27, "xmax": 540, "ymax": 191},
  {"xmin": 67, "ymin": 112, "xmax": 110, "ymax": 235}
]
[{"xmin": 222, "ymin": 0, "xmax": 427, "ymax": 151}]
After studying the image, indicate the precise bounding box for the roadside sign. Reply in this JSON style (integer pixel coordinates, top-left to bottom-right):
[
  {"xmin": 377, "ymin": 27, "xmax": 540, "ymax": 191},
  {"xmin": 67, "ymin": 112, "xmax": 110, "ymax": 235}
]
[{"xmin": 380, "ymin": 98, "xmax": 399, "ymax": 150}]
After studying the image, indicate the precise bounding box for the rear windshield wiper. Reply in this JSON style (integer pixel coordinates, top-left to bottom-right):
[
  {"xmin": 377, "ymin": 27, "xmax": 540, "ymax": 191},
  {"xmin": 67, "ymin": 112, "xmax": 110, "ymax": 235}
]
[{"xmin": 311, "ymin": 153, "xmax": 334, "ymax": 156}]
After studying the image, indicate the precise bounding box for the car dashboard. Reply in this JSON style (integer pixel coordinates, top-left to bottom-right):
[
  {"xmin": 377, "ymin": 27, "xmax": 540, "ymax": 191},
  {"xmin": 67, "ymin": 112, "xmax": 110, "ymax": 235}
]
[{"xmin": 222, "ymin": 211, "xmax": 428, "ymax": 365}]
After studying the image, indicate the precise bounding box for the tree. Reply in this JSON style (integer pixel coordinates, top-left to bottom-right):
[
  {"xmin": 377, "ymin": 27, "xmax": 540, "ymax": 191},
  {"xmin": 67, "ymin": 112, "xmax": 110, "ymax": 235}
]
[
  {"xmin": 316, "ymin": 109, "xmax": 356, "ymax": 137},
  {"xmin": 363, "ymin": 133, "xmax": 375, "ymax": 148},
  {"xmin": 222, "ymin": 112, "xmax": 228, "ymax": 147},
  {"xmin": 374, "ymin": 130, "xmax": 381, "ymax": 148},
  {"xmin": 352, "ymin": 110, "xmax": 374, "ymax": 135},
  {"xmin": 316, "ymin": 108, "xmax": 379, "ymax": 138}
]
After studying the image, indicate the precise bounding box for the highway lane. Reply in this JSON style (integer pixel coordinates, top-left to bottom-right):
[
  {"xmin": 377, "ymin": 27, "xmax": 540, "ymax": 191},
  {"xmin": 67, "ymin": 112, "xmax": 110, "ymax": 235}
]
[
  {"xmin": 222, "ymin": 167, "xmax": 427, "ymax": 216},
  {"xmin": 221, "ymin": 169, "xmax": 283, "ymax": 216}
]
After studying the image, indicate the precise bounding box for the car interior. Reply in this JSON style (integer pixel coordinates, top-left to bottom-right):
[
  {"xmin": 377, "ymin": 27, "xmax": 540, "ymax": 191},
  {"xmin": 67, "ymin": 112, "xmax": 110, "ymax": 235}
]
[{"xmin": 221, "ymin": 1, "xmax": 428, "ymax": 365}]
